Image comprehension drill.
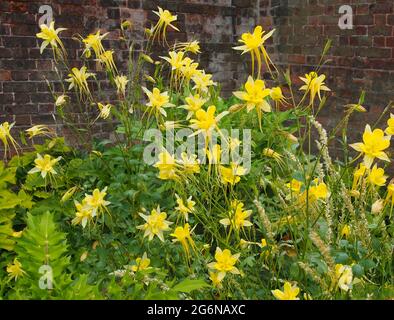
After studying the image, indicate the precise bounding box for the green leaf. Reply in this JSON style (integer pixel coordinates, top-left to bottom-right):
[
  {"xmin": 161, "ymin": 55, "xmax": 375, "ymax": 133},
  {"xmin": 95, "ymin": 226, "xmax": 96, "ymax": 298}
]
[{"xmin": 172, "ymin": 279, "xmax": 210, "ymax": 293}]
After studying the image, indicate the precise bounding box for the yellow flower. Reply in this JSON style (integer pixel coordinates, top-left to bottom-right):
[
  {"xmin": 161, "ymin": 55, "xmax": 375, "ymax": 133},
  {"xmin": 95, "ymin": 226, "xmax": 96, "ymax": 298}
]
[
  {"xmin": 171, "ymin": 223, "xmax": 196, "ymax": 259},
  {"xmin": 206, "ymin": 144, "xmax": 222, "ymax": 167},
  {"xmin": 367, "ymin": 165, "xmax": 387, "ymax": 187},
  {"xmin": 7, "ymin": 258, "xmax": 26, "ymax": 281},
  {"xmin": 385, "ymin": 183, "xmax": 394, "ymax": 205},
  {"xmin": 12, "ymin": 230, "xmax": 23, "ymax": 238},
  {"xmin": 233, "ymin": 26, "xmax": 276, "ymax": 77},
  {"xmin": 36, "ymin": 21, "xmax": 66, "ymax": 54},
  {"xmin": 350, "ymin": 124, "xmax": 390, "ymax": 168},
  {"xmin": 181, "ymin": 94, "xmax": 207, "ymax": 119},
  {"xmin": 137, "ymin": 205, "xmax": 172, "ymax": 242},
  {"xmin": 55, "ymin": 94, "xmax": 68, "ymax": 107},
  {"xmin": 385, "ymin": 114, "xmax": 394, "ymax": 136},
  {"xmin": 0, "ymin": 122, "xmax": 19, "ymax": 156},
  {"xmin": 177, "ymin": 152, "xmax": 200, "ymax": 175},
  {"xmin": 335, "ymin": 264, "xmax": 353, "ymax": 292},
  {"xmin": 189, "ymin": 105, "xmax": 228, "ymax": 141},
  {"xmin": 131, "ymin": 252, "xmax": 151, "ymax": 272},
  {"xmin": 175, "ymin": 194, "xmax": 195, "ymax": 221},
  {"xmin": 151, "ymin": 6, "xmax": 179, "ymax": 44},
  {"xmin": 209, "ymin": 272, "xmax": 223, "ymax": 288},
  {"xmin": 179, "ymin": 57, "xmax": 199, "ymax": 82},
  {"xmin": 192, "ymin": 70, "xmax": 217, "ymax": 93},
  {"xmin": 341, "ymin": 225, "xmax": 351, "ymax": 238},
  {"xmin": 154, "ymin": 150, "xmax": 178, "ymax": 180},
  {"xmin": 258, "ymin": 238, "xmax": 270, "ymax": 258},
  {"xmin": 219, "ymin": 162, "xmax": 246, "ymax": 185},
  {"xmin": 262, "ymin": 148, "xmax": 283, "ymax": 165},
  {"xmin": 220, "ymin": 200, "xmax": 253, "ymax": 231},
  {"xmin": 82, "ymin": 30, "xmax": 108, "ymax": 58},
  {"xmin": 272, "ymin": 282, "xmax": 300, "ymax": 300},
  {"xmin": 142, "ymin": 87, "xmax": 173, "ymax": 119},
  {"xmin": 160, "ymin": 51, "xmax": 185, "ymax": 71},
  {"xmin": 84, "ymin": 187, "xmax": 111, "ymax": 217},
  {"xmin": 270, "ymin": 87, "xmax": 286, "ymax": 103},
  {"xmin": 26, "ymin": 125, "xmax": 52, "ymax": 139},
  {"xmin": 115, "ymin": 75, "xmax": 129, "ymax": 97},
  {"xmin": 233, "ymin": 76, "xmax": 271, "ymax": 129},
  {"xmin": 97, "ymin": 103, "xmax": 112, "ymax": 120},
  {"xmin": 65, "ymin": 66, "xmax": 95, "ymax": 97},
  {"xmin": 61, "ymin": 186, "xmax": 78, "ymax": 203},
  {"xmin": 99, "ymin": 50, "xmax": 117, "ymax": 73},
  {"xmin": 308, "ymin": 180, "xmax": 328, "ymax": 202},
  {"xmin": 176, "ymin": 40, "xmax": 201, "ymax": 54},
  {"xmin": 286, "ymin": 179, "xmax": 303, "ymax": 194},
  {"xmin": 207, "ymin": 247, "xmax": 240, "ymax": 281},
  {"xmin": 299, "ymin": 71, "xmax": 331, "ymax": 106},
  {"xmin": 352, "ymin": 163, "xmax": 367, "ymax": 189},
  {"xmin": 28, "ymin": 154, "xmax": 62, "ymax": 179},
  {"xmin": 72, "ymin": 199, "xmax": 94, "ymax": 228}
]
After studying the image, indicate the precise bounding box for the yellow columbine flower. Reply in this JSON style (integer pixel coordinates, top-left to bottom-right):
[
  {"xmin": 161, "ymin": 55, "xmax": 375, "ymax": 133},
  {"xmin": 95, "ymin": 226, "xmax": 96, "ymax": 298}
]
[
  {"xmin": 137, "ymin": 205, "xmax": 173, "ymax": 242},
  {"xmin": 220, "ymin": 200, "xmax": 253, "ymax": 231},
  {"xmin": 181, "ymin": 94, "xmax": 207, "ymax": 119},
  {"xmin": 154, "ymin": 150, "xmax": 178, "ymax": 180},
  {"xmin": 286, "ymin": 179, "xmax": 303, "ymax": 194},
  {"xmin": 385, "ymin": 183, "xmax": 394, "ymax": 205},
  {"xmin": 82, "ymin": 30, "xmax": 108, "ymax": 58},
  {"xmin": 160, "ymin": 51, "xmax": 185, "ymax": 71},
  {"xmin": 176, "ymin": 40, "xmax": 201, "ymax": 54},
  {"xmin": 207, "ymin": 144, "xmax": 222, "ymax": 166},
  {"xmin": 179, "ymin": 57, "xmax": 199, "ymax": 82},
  {"xmin": 233, "ymin": 76, "xmax": 271, "ymax": 129},
  {"xmin": 299, "ymin": 71, "xmax": 331, "ymax": 106},
  {"xmin": 258, "ymin": 238, "xmax": 270, "ymax": 258},
  {"xmin": 84, "ymin": 187, "xmax": 111, "ymax": 217},
  {"xmin": 61, "ymin": 186, "xmax": 78, "ymax": 203},
  {"xmin": 131, "ymin": 252, "xmax": 151, "ymax": 272},
  {"xmin": 151, "ymin": 6, "xmax": 179, "ymax": 45},
  {"xmin": 0, "ymin": 121, "xmax": 19, "ymax": 156},
  {"xmin": 207, "ymin": 247, "xmax": 240, "ymax": 282},
  {"xmin": 65, "ymin": 66, "xmax": 95, "ymax": 97},
  {"xmin": 115, "ymin": 75, "xmax": 129, "ymax": 97},
  {"xmin": 189, "ymin": 105, "xmax": 228, "ymax": 142},
  {"xmin": 385, "ymin": 114, "xmax": 394, "ymax": 136},
  {"xmin": 262, "ymin": 148, "xmax": 283, "ymax": 165},
  {"xmin": 192, "ymin": 70, "xmax": 217, "ymax": 93},
  {"xmin": 177, "ymin": 152, "xmax": 200, "ymax": 175},
  {"xmin": 308, "ymin": 180, "xmax": 328, "ymax": 201},
  {"xmin": 175, "ymin": 194, "xmax": 195, "ymax": 221},
  {"xmin": 233, "ymin": 26, "xmax": 276, "ymax": 77},
  {"xmin": 97, "ymin": 103, "xmax": 112, "ymax": 120},
  {"xmin": 142, "ymin": 87, "xmax": 174, "ymax": 119},
  {"xmin": 367, "ymin": 165, "xmax": 387, "ymax": 187},
  {"xmin": 272, "ymin": 282, "xmax": 300, "ymax": 300},
  {"xmin": 72, "ymin": 199, "xmax": 94, "ymax": 228},
  {"xmin": 270, "ymin": 87, "xmax": 287, "ymax": 109},
  {"xmin": 99, "ymin": 50, "xmax": 117, "ymax": 74},
  {"xmin": 26, "ymin": 125, "xmax": 52, "ymax": 139},
  {"xmin": 209, "ymin": 272, "xmax": 223, "ymax": 288},
  {"xmin": 171, "ymin": 223, "xmax": 196, "ymax": 259},
  {"xmin": 350, "ymin": 124, "xmax": 390, "ymax": 168},
  {"xmin": 341, "ymin": 225, "xmax": 351, "ymax": 238},
  {"xmin": 7, "ymin": 258, "xmax": 26, "ymax": 281},
  {"xmin": 36, "ymin": 21, "xmax": 67, "ymax": 55},
  {"xmin": 352, "ymin": 163, "xmax": 367, "ymax": 190},
  {"xmin": 335, "ymin": 264, "xmax": 353, "ymax": 292},
  {"xmin": 55, "ymin": 94, "xmax": 68, "ymax": 107},
  {"xmin": 28, "ymin": 154, "xmax": 62, "ymax": 179},
  {"xmin": 219, "ymin": 162, "xmax": 246, "ymax": 186}
]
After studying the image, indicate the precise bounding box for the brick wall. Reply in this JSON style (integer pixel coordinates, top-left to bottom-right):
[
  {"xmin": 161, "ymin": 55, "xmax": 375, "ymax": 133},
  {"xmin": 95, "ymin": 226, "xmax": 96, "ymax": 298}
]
[
  {"xmin": 260, "ymin": 0, "xmax": 394, "ymax": 147},
  {"xmin": 1, "ymin": 0, "xmax": 394, "ymax": 153},
  {"xmin": 0, "ymin": 0, "xmax": 256, "ymax": 151}
]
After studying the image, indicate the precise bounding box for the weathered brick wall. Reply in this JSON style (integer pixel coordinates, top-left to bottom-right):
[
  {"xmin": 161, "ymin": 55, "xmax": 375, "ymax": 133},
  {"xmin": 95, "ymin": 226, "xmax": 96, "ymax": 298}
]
[
  {"xmin": 260, "ymin": 0, "xmax": 394, "ymax": 147},
  {"xmin": 1, "ymin": 0, "xmax": 394, "ymax": 153},
  {"xmin": 0, "ymin": 0, "xmax": 256, "ymax": 151}
]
